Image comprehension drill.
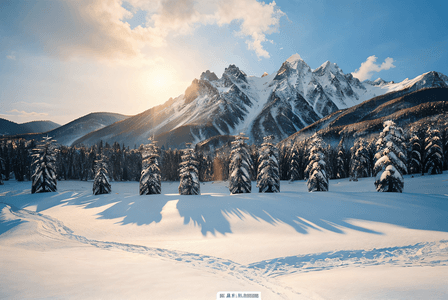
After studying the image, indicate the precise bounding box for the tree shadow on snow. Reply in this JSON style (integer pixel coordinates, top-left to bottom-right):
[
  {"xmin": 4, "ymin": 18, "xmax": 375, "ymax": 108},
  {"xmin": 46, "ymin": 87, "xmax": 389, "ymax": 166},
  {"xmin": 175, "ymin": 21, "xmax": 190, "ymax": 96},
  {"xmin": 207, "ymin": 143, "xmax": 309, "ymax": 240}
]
[
  {"xmin": 177, "ymin": 189, "xmax": 448, "ymax": 236},
  {"xmin": 177, "ymin": 195, "xmax": 233, "ymax": 236},
  {"xmin": 0, "ymin": 182, "xmax": 174, "ymax": 226},
  {"xmin": 2, "ymin": 181, "xmax": 448, "ymax": 236},
  {"xmin": 85, "ymin": 193, "xmax": 171, "ymax": 226}
]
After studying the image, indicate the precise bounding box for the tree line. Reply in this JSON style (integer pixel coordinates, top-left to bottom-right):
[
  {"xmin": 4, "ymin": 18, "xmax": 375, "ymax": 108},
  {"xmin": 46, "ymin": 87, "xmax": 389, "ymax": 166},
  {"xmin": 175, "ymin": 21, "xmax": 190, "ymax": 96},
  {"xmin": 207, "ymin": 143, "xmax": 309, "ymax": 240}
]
[{"xmin": 1, "ymin": 121, "xmax": 447, "ymax": 188}]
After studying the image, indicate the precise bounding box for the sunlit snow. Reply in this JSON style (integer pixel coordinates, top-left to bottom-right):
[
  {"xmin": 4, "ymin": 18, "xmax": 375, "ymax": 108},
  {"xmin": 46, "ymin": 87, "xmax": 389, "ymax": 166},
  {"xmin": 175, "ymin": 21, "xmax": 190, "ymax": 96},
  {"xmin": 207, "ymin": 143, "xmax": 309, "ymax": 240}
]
[{"xmin": 1, "ymin": 173, "xmax": 448, "ymax": 299}]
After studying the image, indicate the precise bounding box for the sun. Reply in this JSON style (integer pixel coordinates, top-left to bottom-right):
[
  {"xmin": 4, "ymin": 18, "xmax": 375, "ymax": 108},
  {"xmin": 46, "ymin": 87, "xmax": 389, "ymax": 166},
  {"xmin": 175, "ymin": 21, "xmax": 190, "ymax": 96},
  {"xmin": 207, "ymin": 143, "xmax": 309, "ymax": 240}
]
[
  {"xmin": 138, "ymin": 64, "xmax": 188, "ymax": 107},
  {"xmin": 140, "ymin": 65, "xmax": 176, "ymax": 95},
  {"xmin": 147, "ymin": 66, "xmax": 172, "ymax": 88},
  {"xmin": 153, "ymin": 74, "xmax": 168, "ymax": 87}
]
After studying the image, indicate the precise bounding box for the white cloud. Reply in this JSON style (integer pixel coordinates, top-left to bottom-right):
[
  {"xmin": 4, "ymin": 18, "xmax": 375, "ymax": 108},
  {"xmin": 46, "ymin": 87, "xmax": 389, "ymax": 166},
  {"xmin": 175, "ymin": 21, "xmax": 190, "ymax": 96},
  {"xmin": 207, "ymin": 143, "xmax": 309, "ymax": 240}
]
[
  {"xmin": 18, "ymin": 0, "xmax": 284, "ymax": 62},
  {"xmin": 215, "ymin": 0, "xmax": 284, "ymax": 58},
  {"xmin": 16, "ymin": 101, "xmax": 53, "ymax": 108},
  {"xmin": 352, "ymin": 55, "xmax": 396, "ymax": 81},
  {"xmin": 6, "ymin": 55, "xmax": 16, "ymax": 60},
  {"xmin": 7, "ymin": 109, "xmax": 48, "ymax": 118},
  {"xmin": 1, "ymin": 110, "xmax": 50, "ymax": 124}
]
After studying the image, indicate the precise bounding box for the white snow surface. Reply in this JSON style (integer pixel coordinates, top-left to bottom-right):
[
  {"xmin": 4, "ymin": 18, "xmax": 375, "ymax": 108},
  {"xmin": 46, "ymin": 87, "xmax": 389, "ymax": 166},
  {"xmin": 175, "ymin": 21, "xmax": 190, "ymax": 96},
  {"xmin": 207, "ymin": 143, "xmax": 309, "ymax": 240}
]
[{"xmin": 1, "ymin": 173, "xmax": 448, "ymax": 299}]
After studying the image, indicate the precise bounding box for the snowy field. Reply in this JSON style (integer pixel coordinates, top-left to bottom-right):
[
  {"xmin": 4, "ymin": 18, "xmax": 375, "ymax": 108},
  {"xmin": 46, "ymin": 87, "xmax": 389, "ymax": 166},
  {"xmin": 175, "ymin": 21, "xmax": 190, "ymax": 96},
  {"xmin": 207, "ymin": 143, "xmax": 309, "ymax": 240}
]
[{"xmin": 1, "ymin": 174, "xmax": 448, "ymax": 299}]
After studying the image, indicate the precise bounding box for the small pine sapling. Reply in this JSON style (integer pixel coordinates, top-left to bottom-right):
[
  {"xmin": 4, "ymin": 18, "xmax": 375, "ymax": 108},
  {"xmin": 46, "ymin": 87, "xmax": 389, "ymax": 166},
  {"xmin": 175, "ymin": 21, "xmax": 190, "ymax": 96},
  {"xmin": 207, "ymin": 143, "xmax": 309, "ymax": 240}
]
[
  {"xmin": 140, "ymin": 138, "xmax": 161, "ymax": 195},
  {"xmin": 229, "ymin": 133, "xmax": 253, "ymax": 194},
  {"xmin": 31, "ymin": 136, "xmax": 58, "ymax": 194},
  {"xmin": 93, "ymin": 154, "xmax": 111, "ymax": 195},
  {"xmin": 257, "ymin": 135, "xmax": 280, "ymax": 193},
  {"xmin": 179, "ymin": 143, "xmax": 200, "ymax": 195}
]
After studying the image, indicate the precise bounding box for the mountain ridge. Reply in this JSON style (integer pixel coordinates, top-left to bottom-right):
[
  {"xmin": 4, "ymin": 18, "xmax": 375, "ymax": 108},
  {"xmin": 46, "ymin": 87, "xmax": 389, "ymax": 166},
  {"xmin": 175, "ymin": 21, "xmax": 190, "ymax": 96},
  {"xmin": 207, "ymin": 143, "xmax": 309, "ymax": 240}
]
[
  {"xmin": 1, "ymin": 112, "xmax": 129, "ymax": 146},
  {"xmin": 278, "ymin": 87, "xmax": 448, "ymax": 147},
  {"xmin": 74, "ymin": 54, "xmax": 447, "ymax": 148},
  {"xmin": 0, "ymin": 119, "xmax": 60, "ymax": 136}
]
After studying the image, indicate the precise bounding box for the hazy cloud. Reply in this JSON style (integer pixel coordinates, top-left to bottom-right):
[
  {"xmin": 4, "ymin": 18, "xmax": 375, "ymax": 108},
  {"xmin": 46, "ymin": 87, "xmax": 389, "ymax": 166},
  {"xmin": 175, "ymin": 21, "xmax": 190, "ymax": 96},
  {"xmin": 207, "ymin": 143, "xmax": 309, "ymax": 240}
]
[
  {"xmin": 6, "ymin": 55, "xmax": 16, "ymax": 60},
  {"xmin": 1, "ymin": 109, "xmax": 49, "ymax": 123},
  {"xmin": 352, "ymin": 55, "xmax": 395, "ymax": 81},
  {"xmin": 16, "ymin": 101, "xmax": 53, "ymax": 108},
  {"xmin": 7, "ymin": 109, "xmax": 49, "ymax": 118},
  {"xmin": 7, "ymin": 0, "xmax": 284, "ymax": 62}
]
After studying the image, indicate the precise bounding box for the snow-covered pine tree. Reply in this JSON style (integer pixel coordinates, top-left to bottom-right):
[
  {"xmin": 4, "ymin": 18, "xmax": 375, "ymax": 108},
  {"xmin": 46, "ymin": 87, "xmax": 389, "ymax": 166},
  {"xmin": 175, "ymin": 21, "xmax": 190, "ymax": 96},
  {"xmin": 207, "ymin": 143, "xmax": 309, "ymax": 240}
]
[
  {"xmin": 93, "ymin": 153, "xmax": 111, "ymax": 195},
  {"xmin": 349, "ymin": 138, "xmax": 370, "ymax": 181},
  {"xmin": 408, "ymin": 126, "xmax": 425, "ymax": 174},
  {"xmin": 373, "ymin": 120, "xmax": 407, "ymax": 192},
  {"xmin": 305, "ymin": 134, "xmax": 328, "ymax": 192},
  {"xmin": 257, "ymin": 135, "xmax": 280, "ymax": 193},
  {"xmin": 229, "ymin": 133, "xmax": 252, "ymax": 194},
  {"xmin": 31, "ymin": 136, "xmax": 58, "ymax": 194},
  {"xmin": 179, "ymin": 143, "xmax": 200, "ymax": 195},
  {"xmin": 139, "ymin": 138, "xmax": 161, "ymax": 195},
  {"xmin": 289, "ymin": 141, "xmax": 301, "ymax": 181},
  {"xmin": 423, "ymin": 127, "xmax": 443, "ymax": 175}
]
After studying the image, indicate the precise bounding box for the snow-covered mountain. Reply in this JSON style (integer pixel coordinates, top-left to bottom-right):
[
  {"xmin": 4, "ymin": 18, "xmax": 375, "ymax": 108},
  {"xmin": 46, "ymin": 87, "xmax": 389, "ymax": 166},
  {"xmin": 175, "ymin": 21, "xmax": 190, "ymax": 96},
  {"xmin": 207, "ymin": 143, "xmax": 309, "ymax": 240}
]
[
  {"xmin": 279, "ymin": 87, "xmax": 448, "ymax": 147},
  {"xmin": 0, "ymin": 119, "xmax": 60, "ymax": 136},
  {"xmin": 73, "ymin": 54, "xmax": 447, "ymax": 148},
  {"xmin": 3, "ymin": 112, "xmax": 129, "ymax": 146}
]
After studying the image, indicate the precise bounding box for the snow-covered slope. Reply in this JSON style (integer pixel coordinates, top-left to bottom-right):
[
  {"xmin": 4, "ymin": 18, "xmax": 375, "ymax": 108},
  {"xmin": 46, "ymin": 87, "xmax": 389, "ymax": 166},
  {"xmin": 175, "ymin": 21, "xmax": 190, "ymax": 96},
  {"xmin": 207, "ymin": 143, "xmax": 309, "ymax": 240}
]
[
  {"xmin": 1, "ymin": 174, "xmax": 448, "ymax": 299},
  {"xmin": 280, "ymin": 87, "xmax": 448, "ymax": 147},
  {"xmin": 73, "ymin": 55, "xmax": 448, "ymax": 148},
  {"xmin": 363, "ymin": 70, "xmax": 448, "ymax": 98},
  {"xmin": 0, "ymin": 119, "xmax": 60, "ymax": 136},
  {"xmin": 7, "ymin": 112, "xmax": 129, "ymax": 146}
]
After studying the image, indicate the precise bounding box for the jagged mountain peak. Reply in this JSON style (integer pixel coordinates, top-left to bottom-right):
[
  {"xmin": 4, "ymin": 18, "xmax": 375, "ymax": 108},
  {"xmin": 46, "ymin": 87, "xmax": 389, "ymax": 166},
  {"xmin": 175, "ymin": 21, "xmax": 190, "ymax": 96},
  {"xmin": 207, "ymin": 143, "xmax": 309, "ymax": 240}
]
[
  {"xmin": 412, "ymin": 71, "xmax": 448, "ymax": 89},
  {"xmin": 200, "ymin": 70, "xmax": 218, "ymax": 81},
  {"xmin": 286, "ymin": 53, "xmax": 303, "ymax": 62},
  {"xmin": 223, "ymin": 64, "xmax": 247, "ymax": 82},
  {"xmin": 313, "ymin": 60, "xmax": 343, "ymax": 76},
  {"xmin": 283, "ymin": 54, "xmax": 310, "ymax": 71},
  {"xmin": 364, "ymin": 78, "xmax": 393, "ymax": 86},
  {"xmin": 274, "ymin": 56, "xmax": 311, "ymax": 82},
  {"xmin": 374, "ymin": 78, "xmax": 390, "ymax": 85},
  {"xmin": 387, "ymin": 71, "xmax": 448, "ymax": 93}
]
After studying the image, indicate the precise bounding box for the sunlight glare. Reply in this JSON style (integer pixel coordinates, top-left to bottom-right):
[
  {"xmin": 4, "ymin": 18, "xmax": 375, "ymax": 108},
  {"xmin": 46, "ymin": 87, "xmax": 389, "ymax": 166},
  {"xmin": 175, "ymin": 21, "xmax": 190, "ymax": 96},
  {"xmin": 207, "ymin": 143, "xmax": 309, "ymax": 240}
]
[{"xmin": 139, "ymin": 64, "xmax": 183, "ymax": 105}]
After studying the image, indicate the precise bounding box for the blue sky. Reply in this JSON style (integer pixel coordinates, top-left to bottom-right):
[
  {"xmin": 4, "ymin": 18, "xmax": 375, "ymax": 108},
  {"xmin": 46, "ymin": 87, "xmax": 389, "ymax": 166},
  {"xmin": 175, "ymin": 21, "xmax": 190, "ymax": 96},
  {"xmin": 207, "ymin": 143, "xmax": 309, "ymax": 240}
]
[{"xmin": 1, "ymin": 0, "xmax": 447, "ymax": 125}]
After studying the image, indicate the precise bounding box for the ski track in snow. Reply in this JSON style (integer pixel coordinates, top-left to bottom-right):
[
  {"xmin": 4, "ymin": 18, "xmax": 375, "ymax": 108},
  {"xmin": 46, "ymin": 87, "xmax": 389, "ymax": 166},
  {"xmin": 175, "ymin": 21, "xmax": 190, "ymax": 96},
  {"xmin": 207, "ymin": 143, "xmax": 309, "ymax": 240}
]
[
  {"xmin": 2, "ymin": 202, "xmax": 448, "ymax": 298},
  {"xmin": 1, "ymin": 202, "xmax": 298, "ymax": 299}
]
